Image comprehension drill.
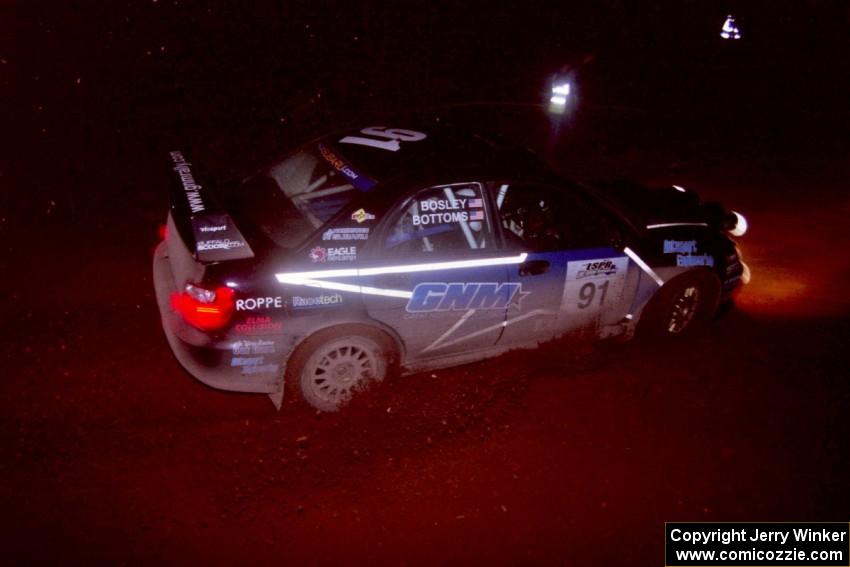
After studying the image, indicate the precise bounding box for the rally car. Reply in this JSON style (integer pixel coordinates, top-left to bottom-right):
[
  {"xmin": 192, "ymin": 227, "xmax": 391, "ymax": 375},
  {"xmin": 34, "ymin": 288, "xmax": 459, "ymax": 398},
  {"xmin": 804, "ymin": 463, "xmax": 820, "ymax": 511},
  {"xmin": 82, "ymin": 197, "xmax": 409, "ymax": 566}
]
[{"xmin": 153, "ymin": 120, "xmax": 749, "ymax": 411}]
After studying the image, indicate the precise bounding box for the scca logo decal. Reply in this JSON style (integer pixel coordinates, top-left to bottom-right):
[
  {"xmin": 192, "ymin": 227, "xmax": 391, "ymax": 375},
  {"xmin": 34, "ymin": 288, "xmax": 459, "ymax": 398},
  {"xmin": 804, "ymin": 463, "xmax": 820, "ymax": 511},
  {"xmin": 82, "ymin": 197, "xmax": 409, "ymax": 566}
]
[{"xmin": 406, "ymin": 282, "xmax": 526, "ymax": 312}]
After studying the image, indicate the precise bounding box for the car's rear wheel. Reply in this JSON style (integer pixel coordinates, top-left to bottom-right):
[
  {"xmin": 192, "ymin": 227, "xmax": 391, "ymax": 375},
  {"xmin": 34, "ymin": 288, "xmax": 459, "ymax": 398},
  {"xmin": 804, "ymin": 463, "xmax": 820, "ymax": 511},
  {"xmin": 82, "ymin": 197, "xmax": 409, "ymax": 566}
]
[
  {"xmin": 638, "ymin": 270, "xmax": 721, "ymax": 338},
  {"xmin": 287, "ymin": 326, "xmax": 396, "ymax": 412}
]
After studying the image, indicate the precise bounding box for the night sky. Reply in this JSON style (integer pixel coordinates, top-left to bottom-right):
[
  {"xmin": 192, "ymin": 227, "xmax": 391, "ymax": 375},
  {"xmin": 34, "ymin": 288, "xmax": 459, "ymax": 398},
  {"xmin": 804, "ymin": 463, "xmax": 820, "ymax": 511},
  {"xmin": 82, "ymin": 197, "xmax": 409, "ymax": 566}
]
[{"xmin": 6, "ymin": 1, "xmax": 848, "ymax": 191}]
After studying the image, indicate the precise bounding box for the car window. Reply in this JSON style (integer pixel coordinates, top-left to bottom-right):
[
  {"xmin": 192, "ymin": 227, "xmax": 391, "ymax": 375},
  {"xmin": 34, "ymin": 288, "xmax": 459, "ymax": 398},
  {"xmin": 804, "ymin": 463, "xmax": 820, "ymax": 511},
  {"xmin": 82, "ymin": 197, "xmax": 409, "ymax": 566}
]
[
  {"xmin": 225, "ymin": 143, "xmax": 375, "ymax": 249},
  {"xmin": 492, "ymin": 183, "xmax": 608, "ymax": 251},
  {"xmin": 385, "ymin": 183, "xmax": 493, "ymax": 256}
]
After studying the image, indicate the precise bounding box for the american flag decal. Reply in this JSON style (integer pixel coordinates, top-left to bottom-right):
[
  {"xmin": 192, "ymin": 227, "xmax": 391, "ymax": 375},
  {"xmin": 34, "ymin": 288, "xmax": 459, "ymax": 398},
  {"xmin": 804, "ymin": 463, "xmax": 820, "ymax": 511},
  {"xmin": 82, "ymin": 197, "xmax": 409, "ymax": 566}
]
[
  {"xmin": 470, "ymin": 210, "xmax": 484, "ymax": 221},
  {"xmin": 468, "ymin": 198, "xmax": 483, "ymax": 208}
]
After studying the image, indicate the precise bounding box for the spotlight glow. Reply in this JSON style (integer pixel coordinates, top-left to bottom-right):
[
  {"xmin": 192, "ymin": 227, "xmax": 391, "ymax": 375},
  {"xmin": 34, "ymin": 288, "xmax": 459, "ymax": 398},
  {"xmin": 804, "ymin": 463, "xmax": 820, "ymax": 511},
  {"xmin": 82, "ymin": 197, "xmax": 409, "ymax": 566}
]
[{"xmin": 730, "ymin": 211, "xmax": 748, "ymax": 237}]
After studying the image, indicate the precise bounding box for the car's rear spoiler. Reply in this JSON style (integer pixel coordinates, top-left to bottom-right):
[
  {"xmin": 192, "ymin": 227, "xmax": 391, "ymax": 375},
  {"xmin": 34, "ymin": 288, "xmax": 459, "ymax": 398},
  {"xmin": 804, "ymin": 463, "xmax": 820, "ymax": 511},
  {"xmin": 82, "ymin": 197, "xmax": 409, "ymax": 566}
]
[{"xmin": 168, "ymin": 150, "xmax": 255, "ymax": 263}]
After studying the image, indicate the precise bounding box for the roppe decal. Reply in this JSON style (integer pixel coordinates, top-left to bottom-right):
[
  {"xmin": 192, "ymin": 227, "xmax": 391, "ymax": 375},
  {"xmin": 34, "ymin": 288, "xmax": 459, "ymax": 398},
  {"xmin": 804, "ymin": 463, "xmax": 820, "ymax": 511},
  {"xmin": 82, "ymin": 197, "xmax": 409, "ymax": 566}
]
[{"xmin": 235, "ymin": 296, "xmax": 285, "ymax": 311}]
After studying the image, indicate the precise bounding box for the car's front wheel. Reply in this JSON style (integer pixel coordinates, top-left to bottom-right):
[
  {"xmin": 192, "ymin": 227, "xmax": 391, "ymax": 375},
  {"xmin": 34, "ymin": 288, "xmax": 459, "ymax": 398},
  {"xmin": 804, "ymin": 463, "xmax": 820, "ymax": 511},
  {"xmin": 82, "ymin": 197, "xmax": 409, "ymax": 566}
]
[
  {"xmin": 638, "ymin": 270, "xmax": 721, "ymax": 338},
  {"xmin": 287, "ymin": 326, "xmax": 396, "ymax": 412}
]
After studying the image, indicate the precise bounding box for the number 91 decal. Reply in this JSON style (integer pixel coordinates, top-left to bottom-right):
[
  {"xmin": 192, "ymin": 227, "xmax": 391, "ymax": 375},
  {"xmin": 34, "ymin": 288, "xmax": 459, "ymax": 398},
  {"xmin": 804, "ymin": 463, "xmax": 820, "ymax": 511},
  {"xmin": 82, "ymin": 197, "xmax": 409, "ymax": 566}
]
[
  {"xmin": 578, "ymin": 280, "xmax": 610, "ymax": 309},
  {"xmin": 561, "ymin": 257, "xmax": 629, "ymax": 313},
  {"xmin": 339, "ymin": 127, "xmax": 427, "ymax": 152}
]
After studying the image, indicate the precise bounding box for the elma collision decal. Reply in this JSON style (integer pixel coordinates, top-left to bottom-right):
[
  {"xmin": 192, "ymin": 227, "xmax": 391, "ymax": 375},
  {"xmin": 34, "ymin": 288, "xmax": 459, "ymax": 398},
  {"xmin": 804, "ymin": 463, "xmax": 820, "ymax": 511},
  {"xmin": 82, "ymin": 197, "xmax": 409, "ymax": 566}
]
[{"xmin": 406, "ymin": 282, "xmax": 526, "ymax": 312}]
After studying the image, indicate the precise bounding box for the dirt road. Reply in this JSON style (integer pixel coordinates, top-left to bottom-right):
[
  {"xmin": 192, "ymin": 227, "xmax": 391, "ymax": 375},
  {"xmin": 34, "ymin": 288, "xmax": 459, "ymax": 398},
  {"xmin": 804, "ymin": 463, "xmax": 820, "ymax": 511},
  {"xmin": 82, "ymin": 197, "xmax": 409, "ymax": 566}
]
[{"xmin": 3, "ymin": 146, "xmax": 849, "ymax": 564}]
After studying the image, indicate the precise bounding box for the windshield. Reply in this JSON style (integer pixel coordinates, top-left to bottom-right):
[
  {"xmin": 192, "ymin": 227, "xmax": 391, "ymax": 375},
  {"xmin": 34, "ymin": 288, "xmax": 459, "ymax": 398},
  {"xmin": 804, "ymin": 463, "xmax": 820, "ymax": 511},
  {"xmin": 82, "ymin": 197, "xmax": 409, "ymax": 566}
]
[{"xmin": 233, "ymin": 143, "xmax": 373, "ymax": 248}]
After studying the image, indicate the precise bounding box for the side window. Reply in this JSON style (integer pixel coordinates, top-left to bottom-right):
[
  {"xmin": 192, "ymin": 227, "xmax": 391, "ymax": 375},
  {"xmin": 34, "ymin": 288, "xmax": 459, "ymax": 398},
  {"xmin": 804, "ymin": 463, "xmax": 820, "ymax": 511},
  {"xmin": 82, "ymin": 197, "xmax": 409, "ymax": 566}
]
[
  {"xmin": 493, "ymin": 183, "xmax": 608, "ymax": 251},
  {"xmin": 385, "ymin": 183, "xmax": 493, "ymax": 256}
]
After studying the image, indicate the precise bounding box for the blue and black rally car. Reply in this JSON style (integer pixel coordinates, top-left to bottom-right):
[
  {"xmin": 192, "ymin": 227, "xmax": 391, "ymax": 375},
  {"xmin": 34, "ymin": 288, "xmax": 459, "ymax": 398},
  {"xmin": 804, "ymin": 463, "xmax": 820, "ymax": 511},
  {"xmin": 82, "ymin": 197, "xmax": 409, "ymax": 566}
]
[{"xmin": 153, "ymin": 121, "xmax": 749, "ymax": 411}]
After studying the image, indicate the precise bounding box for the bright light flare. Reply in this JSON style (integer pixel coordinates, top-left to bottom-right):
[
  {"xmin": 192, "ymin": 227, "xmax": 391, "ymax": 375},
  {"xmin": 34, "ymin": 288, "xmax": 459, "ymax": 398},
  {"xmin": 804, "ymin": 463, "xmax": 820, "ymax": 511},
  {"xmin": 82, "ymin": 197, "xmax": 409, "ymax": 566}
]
[
  {"xmin": 730, "ymin": 211, "xmax": 748, "ymax": 237},
  {"xmin": 552, "ymin": 83, "xmax": 571, "ymax": 96},
  {"xmin": 721, "ymin": 15, "xmax": 741, "ymax": 40},
  {"xmin": 550, "ymin": 82, "xmax": 571, "ymax": 106},
  {"xmin": 741, "ymin": 261, "xmax": 752, "ymax": 285}
]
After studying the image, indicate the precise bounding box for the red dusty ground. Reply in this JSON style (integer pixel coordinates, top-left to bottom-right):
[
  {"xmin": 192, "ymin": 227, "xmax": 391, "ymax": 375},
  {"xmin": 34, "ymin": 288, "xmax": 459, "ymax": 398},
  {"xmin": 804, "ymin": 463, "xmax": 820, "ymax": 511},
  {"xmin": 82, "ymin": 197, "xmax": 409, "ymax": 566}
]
[{"xmin": 2, "ymin": 157, "xmax": 849, "ymax": 564}]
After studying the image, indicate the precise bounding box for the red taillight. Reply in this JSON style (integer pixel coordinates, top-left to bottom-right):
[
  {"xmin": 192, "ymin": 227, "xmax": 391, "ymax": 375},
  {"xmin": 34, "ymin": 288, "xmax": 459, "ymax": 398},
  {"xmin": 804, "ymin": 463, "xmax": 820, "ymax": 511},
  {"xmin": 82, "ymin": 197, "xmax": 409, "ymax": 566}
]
[
  {"xmin": 158, "ymin": 223, "xmax": 168, "ymax": 241},
  {"xmin": 170, "ymin": 284, "xmax": 235, "ymax": 331}
]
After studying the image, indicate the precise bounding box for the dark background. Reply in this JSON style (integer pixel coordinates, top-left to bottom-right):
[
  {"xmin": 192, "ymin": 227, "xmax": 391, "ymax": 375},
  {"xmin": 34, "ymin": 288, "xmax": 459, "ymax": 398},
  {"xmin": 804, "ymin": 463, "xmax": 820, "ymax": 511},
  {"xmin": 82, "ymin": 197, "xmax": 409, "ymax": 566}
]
[{"xmin": 3, "ymin": 1, "xmax": 850, "ymax": 564}]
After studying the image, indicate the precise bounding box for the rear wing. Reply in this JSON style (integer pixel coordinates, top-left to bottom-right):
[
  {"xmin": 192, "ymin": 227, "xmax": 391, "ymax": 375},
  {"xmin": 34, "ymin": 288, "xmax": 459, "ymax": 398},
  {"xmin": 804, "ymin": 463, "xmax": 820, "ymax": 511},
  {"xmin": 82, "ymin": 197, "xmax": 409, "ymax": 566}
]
[{"xmin": 169, "ymin": 150, "xmax": 255, "ymax": 263}]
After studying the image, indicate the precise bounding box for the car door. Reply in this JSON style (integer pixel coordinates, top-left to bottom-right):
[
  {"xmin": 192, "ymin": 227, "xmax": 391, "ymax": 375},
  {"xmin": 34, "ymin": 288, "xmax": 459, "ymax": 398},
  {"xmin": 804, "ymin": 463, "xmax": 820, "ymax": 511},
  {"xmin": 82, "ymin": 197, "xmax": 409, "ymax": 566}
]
[
  {"xmin": 360, "ymin": 182, "xmax": 522, "ymax": 360},
  {"xmin": 490, "ymin": 182, "xmax": 637, "ymax": 346}
]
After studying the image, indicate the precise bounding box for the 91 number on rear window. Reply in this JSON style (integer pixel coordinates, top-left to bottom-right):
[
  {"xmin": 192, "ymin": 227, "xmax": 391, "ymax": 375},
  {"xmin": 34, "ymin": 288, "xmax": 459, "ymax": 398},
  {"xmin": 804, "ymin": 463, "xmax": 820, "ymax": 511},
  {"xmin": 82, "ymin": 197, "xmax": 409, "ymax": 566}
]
[{"xmin": 339, "ymin": 127, "xmax": 427, "ymax": 152}]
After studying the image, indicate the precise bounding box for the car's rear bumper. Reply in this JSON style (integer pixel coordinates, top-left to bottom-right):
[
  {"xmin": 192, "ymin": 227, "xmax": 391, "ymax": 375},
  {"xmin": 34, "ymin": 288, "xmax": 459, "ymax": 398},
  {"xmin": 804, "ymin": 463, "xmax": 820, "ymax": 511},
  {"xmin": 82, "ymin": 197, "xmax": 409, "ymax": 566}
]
[{"xmin": 153, "ymin": 241, "xmax": 281, "ymax": 394}]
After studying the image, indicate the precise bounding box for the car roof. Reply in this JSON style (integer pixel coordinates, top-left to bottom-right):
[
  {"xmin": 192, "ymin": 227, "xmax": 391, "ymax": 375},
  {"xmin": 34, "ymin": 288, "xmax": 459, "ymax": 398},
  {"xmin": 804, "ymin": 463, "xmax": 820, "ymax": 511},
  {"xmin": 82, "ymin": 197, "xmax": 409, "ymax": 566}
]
[{"xmin": 316, "ymin": 119, "xmax": 555, "ymax": 188}]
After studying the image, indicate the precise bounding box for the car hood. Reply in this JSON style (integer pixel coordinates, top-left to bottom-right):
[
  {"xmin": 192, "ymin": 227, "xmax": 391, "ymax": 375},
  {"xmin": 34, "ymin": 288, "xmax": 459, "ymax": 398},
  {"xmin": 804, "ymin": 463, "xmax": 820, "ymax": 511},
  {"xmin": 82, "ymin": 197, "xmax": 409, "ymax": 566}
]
[{"xmin": 582, "ymin": 180, "xmax": 727, "ymax": 232}]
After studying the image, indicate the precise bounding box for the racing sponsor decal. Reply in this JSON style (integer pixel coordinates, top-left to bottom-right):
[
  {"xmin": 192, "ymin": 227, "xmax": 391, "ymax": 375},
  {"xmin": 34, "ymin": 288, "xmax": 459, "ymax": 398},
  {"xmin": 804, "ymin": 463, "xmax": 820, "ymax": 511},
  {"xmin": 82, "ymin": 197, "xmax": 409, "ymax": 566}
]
[
  {"xmin": 663, "ymin": 239, "xmax": 715, "ymax": 267},
  {"xmin": 562, "ymin": 256, "xmax": 628, "ymax": 313},
  {"xmin": 406, "ymin": 282, "xmax": 527, "ymax": 312},
  {"xmin": 235, "ymin": 296, "xmax": 284, "ymax": 311},
  {"xmin": 198, "ymin": 224, "xmax": 225, "ymax": 233},
  {"xmin": 575, "ymin": 259, "xmax": 619, "ymax": 280},
  {"xmin": 196, "ymin": 238, "xmax": 247, "ymax": 252},
  {"xmin": 309, "ymin": 246, "xmax": 357, "ymax": 262},
  {"xmin": 241, "ymin": 364, "xmax": 279, "ymax": 375},
  {"xmin": 231, "ymin": 356, "xmax": 264, "ymax": 367},
  {"xmin": 317, "ymin": 143, "xmax": 376, "ymax": 191},
  {"xmin": 292, "ymin": 294, "xmax": 343, "ymax": 309},
  {"xmin": 170, "ymin": 150, "xmax": 205, "ymax": 214},
  {"xmin": 322, "ymin": 227, "xmax": 369, "ymax": 241},
  {"xmin": 230, "ymin": 355, "xmax": 279, "ymax": 375},
  {"xmin": 232, "ymin": 339, "xmax": 276, "ymax": 356},
  {"xmin": 339, "ymin": 126, "xmax": 427, "ymax": 153},
  {"xmin": 663, "ymin": 239, "xmax": 698, "ymax": 255},
  {"xmin": 677, "ymin": 254, "xmax": 715, "ymax": 267},
  {"xmin": 191, "ymin": 214, "xmax": 255, "ymax": 261},
  {"xmin": 234, "ymin": 316, "xmax": 282, "ymax": 334},
  {"xmin": 351, "ymin": 208, "xmax": 376, "ymax": 223}
]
